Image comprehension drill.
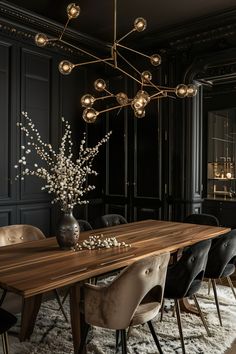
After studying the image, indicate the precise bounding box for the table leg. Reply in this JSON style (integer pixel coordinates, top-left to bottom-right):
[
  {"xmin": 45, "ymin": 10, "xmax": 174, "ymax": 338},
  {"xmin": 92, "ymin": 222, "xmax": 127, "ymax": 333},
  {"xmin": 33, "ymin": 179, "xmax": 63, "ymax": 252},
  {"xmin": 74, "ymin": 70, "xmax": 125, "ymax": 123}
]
[
  {"xmin": 20, "ymin": 294, "xmax": 42, "ymax": 341},
  {"xmin": 70, "ymin": 283, "xmax": 86, "ymax": 354}
]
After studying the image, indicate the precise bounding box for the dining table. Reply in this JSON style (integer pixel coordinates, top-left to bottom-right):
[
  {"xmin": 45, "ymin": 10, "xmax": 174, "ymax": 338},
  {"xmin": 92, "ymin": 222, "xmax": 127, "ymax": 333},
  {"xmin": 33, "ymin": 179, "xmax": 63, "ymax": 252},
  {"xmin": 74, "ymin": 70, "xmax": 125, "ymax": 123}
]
[{"xmin": 0, "ymin": 219, "xmax": 231, "ymax": 353}]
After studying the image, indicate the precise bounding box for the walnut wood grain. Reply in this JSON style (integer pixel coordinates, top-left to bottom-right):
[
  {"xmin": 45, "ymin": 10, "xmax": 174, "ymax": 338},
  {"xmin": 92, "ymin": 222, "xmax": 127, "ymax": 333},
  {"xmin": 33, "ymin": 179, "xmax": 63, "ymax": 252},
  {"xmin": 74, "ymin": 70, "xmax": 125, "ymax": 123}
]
[{"xmin": 0, "ymin": 220, "xmax": 230, "ymax": 353}]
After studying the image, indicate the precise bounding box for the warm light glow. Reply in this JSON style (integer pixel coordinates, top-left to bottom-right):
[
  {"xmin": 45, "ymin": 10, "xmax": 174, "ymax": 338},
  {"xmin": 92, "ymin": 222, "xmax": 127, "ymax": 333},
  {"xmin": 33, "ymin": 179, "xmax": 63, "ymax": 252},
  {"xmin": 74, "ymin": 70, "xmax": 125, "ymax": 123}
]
[
  {"xmin": 141, "ymin": 71, "xmax": 152, "ymax": 83},
  {"xmin": 94, "ymin": 79, "xmax": 106, "ymax": 92},
  {"xmin": 35, "ymin": 33, "xmax": 48, "ymax": 47},
  {"xmin": 81, "ymin": 94, "xmax": 95, "ymax": 108},
  {"xmin": 116, "ymin": 92, "xmax": 129, "ymax": 105},
  {"xmin": 150, "ymin": 54, "xmax": 161, "ymax": 66},
  {"xmin": 132, "ymin": 90, "xmax": 150, "ymax": 110},
  {"xmin": 134, "ymin": 17, "xmax": 147, "ymax": 32},
  {"xmin": 58, "ymin": 60, "xmax": 74, "ymax": 75},
  {"xmin": 175, "ymin": 84, "xmax": 188, "ymax": 98},
  {"xmin": 67, "ymin": 3, "xmax": 80, "ymax": 19},
  {"xmin": 186, "ymin": 84, "xmax": 198, "ymax": 97},
  {"xmin": 82, "ymin": 108, "xmax": 98, "ymax": 123},
  {"xmin": 134, "ymin": 108, "xmax": 145, "ymax": 118}
]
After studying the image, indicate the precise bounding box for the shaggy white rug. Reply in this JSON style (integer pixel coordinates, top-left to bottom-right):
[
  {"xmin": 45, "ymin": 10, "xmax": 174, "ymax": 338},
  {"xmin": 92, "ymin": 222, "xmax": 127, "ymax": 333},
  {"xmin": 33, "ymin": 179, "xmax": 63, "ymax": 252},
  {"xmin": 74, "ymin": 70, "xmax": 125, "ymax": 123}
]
[{"xmin": 6, "ymin": 283, "xmax": 236, "ymax": 354}]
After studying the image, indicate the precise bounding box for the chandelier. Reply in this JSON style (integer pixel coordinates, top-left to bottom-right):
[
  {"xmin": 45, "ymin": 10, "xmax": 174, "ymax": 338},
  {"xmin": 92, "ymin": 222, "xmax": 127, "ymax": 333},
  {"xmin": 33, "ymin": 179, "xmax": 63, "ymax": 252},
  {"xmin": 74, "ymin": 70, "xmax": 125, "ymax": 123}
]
[{"xmin": 35, "ymin": 0, "xmax": 197, "ymax": 123}]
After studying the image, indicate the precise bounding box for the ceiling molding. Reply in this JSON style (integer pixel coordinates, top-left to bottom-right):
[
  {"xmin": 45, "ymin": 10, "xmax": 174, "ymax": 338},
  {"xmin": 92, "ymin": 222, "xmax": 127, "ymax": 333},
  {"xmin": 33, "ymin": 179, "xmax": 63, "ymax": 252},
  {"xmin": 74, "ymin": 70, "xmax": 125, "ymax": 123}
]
[{"xmin": 0, "ymin": 1, "xmax": 110, "ymax": 54}]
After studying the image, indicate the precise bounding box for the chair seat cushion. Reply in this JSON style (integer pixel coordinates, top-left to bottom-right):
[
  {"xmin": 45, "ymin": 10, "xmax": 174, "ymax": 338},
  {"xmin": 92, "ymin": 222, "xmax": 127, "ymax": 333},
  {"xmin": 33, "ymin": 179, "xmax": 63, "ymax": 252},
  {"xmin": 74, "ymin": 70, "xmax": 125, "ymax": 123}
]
[
  {"xmin": 0, "ymin": 308, "xmax": 17, "ymax": 333},
  {"xmin": 205, "ymin": 263, "xmax": 235, "ymax": 279},
  {"xmin": 164, "ymin": 279, "xmax": 202, "ymax": 299},
  {"xmin": 130, "ymin": 302, "xmax": 161, "ymax": 326}
]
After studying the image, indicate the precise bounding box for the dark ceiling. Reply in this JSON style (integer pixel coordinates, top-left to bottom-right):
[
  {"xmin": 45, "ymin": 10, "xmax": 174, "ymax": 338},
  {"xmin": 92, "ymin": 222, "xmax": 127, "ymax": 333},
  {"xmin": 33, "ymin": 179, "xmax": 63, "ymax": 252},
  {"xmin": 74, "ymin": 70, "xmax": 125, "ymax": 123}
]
[{"xmin": 4, "ymin": 0, "xmax": 236, "ymax": 42}]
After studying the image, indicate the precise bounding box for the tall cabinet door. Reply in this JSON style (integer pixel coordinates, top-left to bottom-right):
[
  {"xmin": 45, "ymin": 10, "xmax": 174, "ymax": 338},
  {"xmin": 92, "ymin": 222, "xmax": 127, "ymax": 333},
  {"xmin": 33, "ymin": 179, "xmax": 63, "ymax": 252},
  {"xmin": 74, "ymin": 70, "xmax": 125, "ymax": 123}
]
[{"xmin": 103, "ymin": 75, "xmax": 163, "ymax": 221}]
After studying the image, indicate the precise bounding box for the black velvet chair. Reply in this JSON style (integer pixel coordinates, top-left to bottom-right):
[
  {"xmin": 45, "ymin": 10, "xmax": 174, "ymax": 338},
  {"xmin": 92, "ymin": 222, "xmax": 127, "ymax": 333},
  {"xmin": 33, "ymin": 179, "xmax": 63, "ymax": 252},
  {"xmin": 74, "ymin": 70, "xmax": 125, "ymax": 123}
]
[
  {"xmin": 77, "ymin": 219, "xmax": 93, "ymax": 232},
  {"xmin": 0, "ymin": 308, "xmax": 17, "ymax": 354},
  {"xmin": 204, "ymin": 229, "xmax": 236, "ymax": 326},
  {"xmin": 99, "ymin": 214, "xmax": 128, "ymax": 228},
  {"xmin": 184, "ymin": 213, "xmax": 219, "ymax": 226},
  {"xmin": 164, "ymin": 239, "xmax": 212, "ymax": 354}
]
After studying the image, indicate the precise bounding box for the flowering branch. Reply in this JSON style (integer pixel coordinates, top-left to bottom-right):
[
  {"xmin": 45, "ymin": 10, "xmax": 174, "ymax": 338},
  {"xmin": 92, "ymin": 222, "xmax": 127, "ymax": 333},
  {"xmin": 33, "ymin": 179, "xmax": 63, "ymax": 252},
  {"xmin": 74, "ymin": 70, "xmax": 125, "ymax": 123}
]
[{"xmin": 15, "ymin": 112, "xmax": 112, "ymax": 212}]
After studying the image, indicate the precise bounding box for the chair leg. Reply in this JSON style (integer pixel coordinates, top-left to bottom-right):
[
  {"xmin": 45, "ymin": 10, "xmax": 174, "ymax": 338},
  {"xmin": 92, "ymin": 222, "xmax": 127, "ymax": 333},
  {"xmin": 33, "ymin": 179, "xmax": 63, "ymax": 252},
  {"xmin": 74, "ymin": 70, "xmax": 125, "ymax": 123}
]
[
  {"xmin": 208, "ymin": 279, "xmax": 211, "ymax": 295},
  {"xmin": 2, "ymin": 332, "xmax": 9, "ymax": 354},
  {"xmin": 147, "ymin": 320, "xmax": 163, "ymax": 354},
  {"xmin": 192, "ymin": 295, "xmax": 211, "ymax": 337},
  {"xmin": 0, "ymin": 289, "xmax": 7, "ymax": 307},
  {"xmin": 78, "ymin": 323, "xmax": 90, "ymax": 354},
  {"xmin": 53, "ymin": 289, "xmax": 68, "ymax": 322},
  {"xmin": 226, "ymin": 276, "xmax": 236, "ymax": 301},
  {"xmin": 61, "ymin": 288, "xmax": 70, "ymax": 305},
  {"xmin": 116, "ymin": 330, "xmax": 120, "ymax": 353},
  {"xmin": 211, "ymin": 279, "xmax": 222, "ymax": 326},
  {"xmin": 120, "ymin": 329, "xmax": 127, "ymax": 354},
  {"xmin": 160, "ymin": 299, "xmax": 165, "ymax": 322},
  {"xmin": 175, "ymin": 299, "xmax": 186, "ymax": 354}
]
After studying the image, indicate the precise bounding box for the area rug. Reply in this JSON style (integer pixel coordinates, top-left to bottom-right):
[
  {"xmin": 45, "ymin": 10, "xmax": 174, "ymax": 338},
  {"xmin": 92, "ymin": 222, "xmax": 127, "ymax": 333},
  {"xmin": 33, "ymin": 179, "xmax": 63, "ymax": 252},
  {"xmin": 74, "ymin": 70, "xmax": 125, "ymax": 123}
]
[{"xmin": 8, "ymin": 283, "xmax": 236, "ymax": 354}]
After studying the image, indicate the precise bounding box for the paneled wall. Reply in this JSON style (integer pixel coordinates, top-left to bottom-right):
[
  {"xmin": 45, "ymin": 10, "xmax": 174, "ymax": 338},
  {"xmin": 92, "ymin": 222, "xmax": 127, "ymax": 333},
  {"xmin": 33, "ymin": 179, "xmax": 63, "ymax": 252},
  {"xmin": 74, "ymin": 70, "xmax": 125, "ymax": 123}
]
[{"xmin": 0, "ymin": 31, "xmax": 92, "ymax": 235}]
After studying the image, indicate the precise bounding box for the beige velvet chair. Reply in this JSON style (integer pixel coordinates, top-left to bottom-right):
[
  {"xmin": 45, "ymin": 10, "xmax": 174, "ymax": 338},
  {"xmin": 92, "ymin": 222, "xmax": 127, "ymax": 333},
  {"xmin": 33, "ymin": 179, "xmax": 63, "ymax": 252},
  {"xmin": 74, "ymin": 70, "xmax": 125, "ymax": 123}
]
[
  {"xmin": 0, "ymin": 224, "xmax": 68, "ymax": 322},
  {"xmin": 79, "ymin": 252, "xmax": 170, "ymax": 354}
]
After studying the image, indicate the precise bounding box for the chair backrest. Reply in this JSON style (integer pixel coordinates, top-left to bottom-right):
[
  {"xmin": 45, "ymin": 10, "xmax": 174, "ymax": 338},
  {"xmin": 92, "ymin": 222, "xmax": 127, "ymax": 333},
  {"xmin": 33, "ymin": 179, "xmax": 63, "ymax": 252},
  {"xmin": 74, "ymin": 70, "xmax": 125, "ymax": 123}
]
[
  {"xmin": 77, "ymin": 219, "xmax": 93, "ymax": 232},
  {"xmin": 84, "ymin": 252, "xmax": 170, "ymax": 329},
  {"xmin": 184, "ymin": 213, "xmax": 219, "ymax": 226},
  {"xmin": 166, "ymin": 239, "xmax": 212, "ymax": 298},
  {"xmin": 0, "ymin": 308, "xmax": 17, "ymax": 334},
  {"xmin": 0, "ymin": 224, "xmax": 45, "ymax": 247},
  {"xmin": 100, "ymin": 214, "xmax": 128, "ymax": 228},
  {"xmin": 205, "ymin": 229, "xmax": 236, "ymax": 278}
]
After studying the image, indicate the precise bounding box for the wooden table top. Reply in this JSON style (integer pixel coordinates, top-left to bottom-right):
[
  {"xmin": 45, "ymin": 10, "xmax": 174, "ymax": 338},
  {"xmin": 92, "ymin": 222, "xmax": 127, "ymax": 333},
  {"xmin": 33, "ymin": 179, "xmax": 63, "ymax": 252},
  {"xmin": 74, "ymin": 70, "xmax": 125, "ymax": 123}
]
[{"xmin": 0, "ymin": 219, "xmax": 230, "ymax": 298}]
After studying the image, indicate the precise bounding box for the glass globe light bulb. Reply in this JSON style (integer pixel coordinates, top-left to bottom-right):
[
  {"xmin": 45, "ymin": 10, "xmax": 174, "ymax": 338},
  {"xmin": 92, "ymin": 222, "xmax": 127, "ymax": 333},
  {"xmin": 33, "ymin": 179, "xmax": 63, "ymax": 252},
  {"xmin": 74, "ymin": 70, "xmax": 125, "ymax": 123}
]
[
  {"xmin": 133, "ymin": 90, "xmax": 150, "ymax": 109},
  {"xmin": 116, "ymin": 92, "xmax": 129, "ymax": 106},
  {"xmin": 81, "ymin": 94, "xmax": 95, "ymax": 108},
  {"xmin": 150, "ymin": 54, "xmax": 161, "ymax": 66},
  {"xmin": 35, "ymin": 33, "xmax": 48, "ymax": 47},
  {"xmin": 82, "ymin": 108, "xmax": 98, "ymax": 123},
  {"xmin": 134, "ymin": 108, "xmax": 146, "ymax": 118},
  {"xmin": 175, "ymin": 84, "xmax": 188, "ymax": 98},
  {"xmin": 67, "ymin": 3, "xmax": 80, "ymax": 19},
  {"xmin": 141, "ymin": 71, "xmax": 152, "ymax": 83},
  {"xmin": 134, "ymin": 17, "xmax": 147, "ymax": 32},
  {"xmin": 58, "ymin": 60, "xmax": 74, "ymax": 75},
  {"xmin": 226, "ymin": 172, "xmax": 232, "ymax": 179},
  {"xmin": 94, "ymin": 79, "xmax": 106, "ymax": 92},
  {"xmin": 186, "ymin": 84, "xmax": 198, "ymax": 97}
]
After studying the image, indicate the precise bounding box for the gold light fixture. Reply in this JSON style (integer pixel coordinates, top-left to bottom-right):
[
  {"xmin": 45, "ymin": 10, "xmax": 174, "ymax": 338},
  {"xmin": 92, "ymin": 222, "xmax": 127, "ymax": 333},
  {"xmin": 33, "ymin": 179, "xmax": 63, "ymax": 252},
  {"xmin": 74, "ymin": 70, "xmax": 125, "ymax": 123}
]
[{"xmin": 35, "ymin": 1, "xmax": 197, "ymax": 123}]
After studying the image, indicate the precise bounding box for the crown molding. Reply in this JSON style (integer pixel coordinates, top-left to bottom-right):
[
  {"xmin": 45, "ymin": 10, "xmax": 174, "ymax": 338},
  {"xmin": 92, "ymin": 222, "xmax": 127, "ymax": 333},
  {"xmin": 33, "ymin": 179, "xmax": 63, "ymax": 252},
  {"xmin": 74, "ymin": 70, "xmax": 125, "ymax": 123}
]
[{"xmin": 0, "ymin": 1, "xmax": 110, "ymax": 54}]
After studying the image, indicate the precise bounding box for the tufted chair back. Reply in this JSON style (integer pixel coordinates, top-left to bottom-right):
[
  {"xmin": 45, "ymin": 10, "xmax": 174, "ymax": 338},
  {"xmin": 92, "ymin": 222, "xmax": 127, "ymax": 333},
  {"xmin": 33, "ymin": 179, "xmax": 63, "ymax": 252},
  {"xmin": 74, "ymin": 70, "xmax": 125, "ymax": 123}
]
[
  {"xmin": 205, "ymin": 229, "xmax": 236, "ymax": 279},
  {"xmin": 184, "ymin": 213, "xmax": 219, "ymax": 226},
  {"xmin": 0, "ymin": 224, "xmax": 45, "ymax": 247},
  {"xmin": 84, "ymin": 253, "xmax": 170, "ymax": 330},
  {"xmin": 100, "ymin": 214, "xmax": 128, "ymax": 228},
  {"xmin": 77, "ymin": 219, "xmax": 93, "ymax": 232},
  {"xmin": 165, "ymin": 239, "xmax": 212, "ymax": 299}
]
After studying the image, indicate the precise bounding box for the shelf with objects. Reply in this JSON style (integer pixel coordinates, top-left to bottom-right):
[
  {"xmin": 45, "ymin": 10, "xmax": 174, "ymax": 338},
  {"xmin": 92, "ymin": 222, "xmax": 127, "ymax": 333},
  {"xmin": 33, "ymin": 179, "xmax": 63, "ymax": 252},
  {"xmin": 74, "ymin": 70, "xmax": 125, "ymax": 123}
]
[{"xmin": 207, "ymin": 108, "xmax": 236, "ymax": 200}]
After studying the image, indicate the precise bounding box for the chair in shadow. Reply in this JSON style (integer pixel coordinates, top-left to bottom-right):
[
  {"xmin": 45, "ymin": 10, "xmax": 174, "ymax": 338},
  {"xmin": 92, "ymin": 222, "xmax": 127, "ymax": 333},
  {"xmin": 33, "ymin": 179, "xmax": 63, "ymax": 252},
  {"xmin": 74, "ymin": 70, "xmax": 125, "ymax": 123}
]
[
  {"xmin": 98, "ymin": 214, "xmax": 128, "ymax": 228},
  {"xmin": 0, "ymin": 224, "xmax": 68, "ymax": 322},
  {"xmin": 0, "ymin": 308, "xmax": 17, "ymax": 354},
  {"xmin": 204, "ymin": 229, "xmax": 236, "ymax": 326},
  {"xmin": 164, "ymin": 239, "xmax": 212, "ymax": 354},
  {"xmin": 77, "ymin": 219, "xmax": 93, "ymax": 232},
  {"xmin": 79, "ymin": 253, "xmax": 170, "ymax": 354},
  {"xmin": 184, "ymin": 213, "xmax": 219, "ymax": 226}
]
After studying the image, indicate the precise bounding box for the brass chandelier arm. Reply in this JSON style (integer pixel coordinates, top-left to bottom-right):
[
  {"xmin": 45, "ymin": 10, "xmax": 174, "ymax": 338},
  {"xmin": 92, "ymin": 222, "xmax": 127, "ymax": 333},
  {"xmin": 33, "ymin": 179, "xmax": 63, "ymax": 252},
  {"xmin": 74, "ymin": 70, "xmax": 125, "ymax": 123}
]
[
  {"xmin": 116, "ymin": 43, "xmax": 151, "ymax": 60},
  {"xmin": 99, "ymin": 102, "xmax": 131, "ymax": 114},
  {"xmin": 95, "ymin": 94, "xmax": 115, "ymax": 101},
  {"xmin": 74, "ymin": 57, "xmax": 113, "ymax": 67},
  {"xmin": 116, "ymin": 29, "xmax": 136, "ymax": 44},
  {"xmin": 59, "ymin": 18, "xmax": 70, "ymax": 40}
]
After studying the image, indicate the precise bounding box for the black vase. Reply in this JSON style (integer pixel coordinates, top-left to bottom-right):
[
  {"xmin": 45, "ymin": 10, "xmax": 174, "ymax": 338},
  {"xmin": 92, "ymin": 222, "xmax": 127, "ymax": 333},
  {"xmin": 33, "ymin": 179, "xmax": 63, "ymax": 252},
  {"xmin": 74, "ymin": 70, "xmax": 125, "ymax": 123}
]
[{"xmin": 57, "ymin": 210, "xmax": 80, "ymax": 249}]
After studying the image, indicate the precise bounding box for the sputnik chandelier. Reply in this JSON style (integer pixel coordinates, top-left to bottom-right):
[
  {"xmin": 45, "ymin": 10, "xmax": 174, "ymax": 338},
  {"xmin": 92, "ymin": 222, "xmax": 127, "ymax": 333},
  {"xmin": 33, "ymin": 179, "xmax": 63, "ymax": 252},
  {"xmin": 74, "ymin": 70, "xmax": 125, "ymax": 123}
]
[{"xmin": 35, "ymin": 0, "xmax": 197, "ymax": 123}]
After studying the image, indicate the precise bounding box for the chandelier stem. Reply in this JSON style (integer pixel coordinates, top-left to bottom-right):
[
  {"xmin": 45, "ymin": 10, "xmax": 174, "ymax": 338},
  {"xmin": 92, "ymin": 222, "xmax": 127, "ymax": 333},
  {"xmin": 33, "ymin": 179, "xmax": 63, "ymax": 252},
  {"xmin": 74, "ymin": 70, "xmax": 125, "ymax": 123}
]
[
  {"xmin": 95, "ymin": 94, "xmax": 114, "ymax": 101},
  {"xmin": 74, "ymin": 57, "xmax": 113, "ymax": 67},
  {"xmin": 114, "ymin": 0, "xmax": 117, "ymax": 43}
]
